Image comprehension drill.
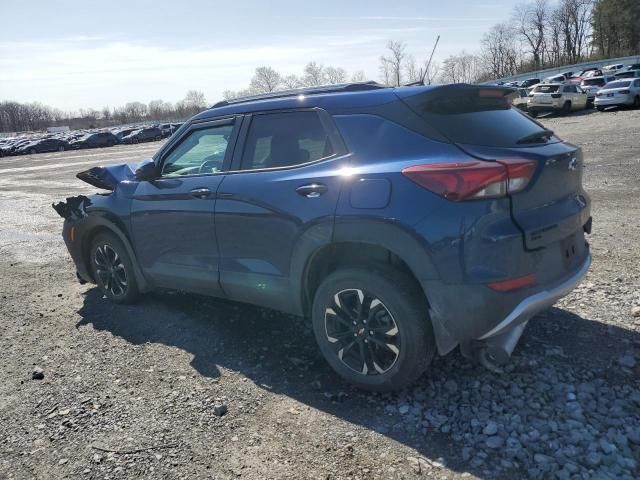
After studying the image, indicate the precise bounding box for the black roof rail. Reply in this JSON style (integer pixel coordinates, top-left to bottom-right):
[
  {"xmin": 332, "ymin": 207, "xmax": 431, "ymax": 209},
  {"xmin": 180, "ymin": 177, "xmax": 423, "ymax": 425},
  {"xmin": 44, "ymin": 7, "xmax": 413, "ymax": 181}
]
[{"xmin": 211, "ymin": 81, "xmax": 387, "ymax": 108}]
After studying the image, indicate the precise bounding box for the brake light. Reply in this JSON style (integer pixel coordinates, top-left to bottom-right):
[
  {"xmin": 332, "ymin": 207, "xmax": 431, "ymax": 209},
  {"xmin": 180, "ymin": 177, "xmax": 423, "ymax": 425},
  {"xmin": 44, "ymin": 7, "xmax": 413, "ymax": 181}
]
[
  {"xmin": 401, "ymin": 158, "xmax": 536, "ymax": 202},
  {"xmin": 488, "ymin": 273, "xmax": 536, "ymax": 292},
  {"xmin": 551, "ymin": 93, "xmax": 562, "ymax": 98}
]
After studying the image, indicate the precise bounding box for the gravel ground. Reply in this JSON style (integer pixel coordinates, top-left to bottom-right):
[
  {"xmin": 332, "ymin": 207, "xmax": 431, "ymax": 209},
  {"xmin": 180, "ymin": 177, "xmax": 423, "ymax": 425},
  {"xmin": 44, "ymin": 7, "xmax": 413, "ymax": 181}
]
[{"xmin": 1, "ymin": 108, "xmax": 639, "ymax": 480}]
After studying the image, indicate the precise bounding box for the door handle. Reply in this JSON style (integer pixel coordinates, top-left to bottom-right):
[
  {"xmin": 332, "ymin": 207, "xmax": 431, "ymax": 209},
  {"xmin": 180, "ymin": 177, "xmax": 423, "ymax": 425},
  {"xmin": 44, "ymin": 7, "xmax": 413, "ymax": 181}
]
[
  {"xmin": 190, "ymin": 187, "xmax": 212, "ymax": 199},
  {"xmin": 296, "ymin": 183, "xmax": 328, "ymax": 198}
]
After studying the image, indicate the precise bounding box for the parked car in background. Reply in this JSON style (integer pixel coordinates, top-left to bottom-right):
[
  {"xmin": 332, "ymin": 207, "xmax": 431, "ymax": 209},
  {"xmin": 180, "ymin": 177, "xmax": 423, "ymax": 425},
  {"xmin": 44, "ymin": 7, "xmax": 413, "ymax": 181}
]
[
  {"xmin": 114, "ymin": 128, "xmax": 137, "ymax": 142},
  {"xmin": 70, "ymin": 132, "xmax": 120, "ymax": 149},
  {"xmin": 15, "ymin": 138, "xmax": 71, "ymax": 154},
  {"xmin": 580, "ymin": 75, "xmax": 617, "ymax": 105},
  {"xmin": 627, "ymin": 64, "xmax": 640, "ymax": 71},
  {"xmin": 546, "ymin": 74, "xmax": 567, "ymax": 83},
  {"xmin": 527, "ymin": 83, "xmax": 588, "ymax": 116},
  {"xmin": 53, "ymin": 82, "xmax": 592, "ymax": 391},
  {"xmin": 603, "ymin": 63, "xmax": 625, "ymax": 72},
  {"xmin": 519, "ymin": 78, "xmax": 540, "ymax": 88},
  {"xmin": 614, "ymin": 70, "xmax": 640, "ymax": 79},
  {"xmin": 594, "ymin": 79, "xmax": 640, "ymax": 110},
  {"xmin": 511, "ymin": 88, "xmax": 530, "ymax": 111},
  {"xmin": 121, "ymin": 127, "xmax": 162, "ymax": 144}
]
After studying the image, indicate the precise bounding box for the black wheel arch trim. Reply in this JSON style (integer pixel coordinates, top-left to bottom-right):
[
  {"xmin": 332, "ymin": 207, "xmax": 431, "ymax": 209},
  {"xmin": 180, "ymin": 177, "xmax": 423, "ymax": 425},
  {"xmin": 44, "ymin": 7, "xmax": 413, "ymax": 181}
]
[
  {"xmin": 76, "ymin": 213, "xmax": 150, "ymax": 292},
  {"xmin": 290, "ymin": 218, "xmax": 441, "ymax": 317}
]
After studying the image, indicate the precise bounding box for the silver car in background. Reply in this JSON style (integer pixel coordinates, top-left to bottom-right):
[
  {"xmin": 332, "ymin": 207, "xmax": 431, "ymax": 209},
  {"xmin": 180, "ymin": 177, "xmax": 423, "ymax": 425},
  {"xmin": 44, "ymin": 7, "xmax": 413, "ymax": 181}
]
[
  {"xmin": 581, "ymin": 75, "xmax": 616, "ymax": 105},
  {"xmin": 594, "ymin": 79, "xmax": 640, "ymax": 111}
]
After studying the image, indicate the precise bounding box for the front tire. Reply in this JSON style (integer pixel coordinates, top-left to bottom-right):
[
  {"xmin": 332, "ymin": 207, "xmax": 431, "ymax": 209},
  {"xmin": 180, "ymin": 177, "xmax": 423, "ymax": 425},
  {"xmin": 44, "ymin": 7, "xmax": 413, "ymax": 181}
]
[
  {"xmin": 311, "ymin": 266, "xmax": 435, "ymax": 392},
  {"xmin": 89, "ymin": 233, "xmax": 140, "ymax": 304},
  {"xmin": 561, "ymin": 101, "xmax": 571, "ymax": 115}
]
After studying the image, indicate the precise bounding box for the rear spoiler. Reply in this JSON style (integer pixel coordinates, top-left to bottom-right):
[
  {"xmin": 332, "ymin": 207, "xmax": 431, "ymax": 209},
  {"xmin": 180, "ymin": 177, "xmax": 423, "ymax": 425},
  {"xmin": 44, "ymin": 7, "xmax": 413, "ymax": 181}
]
[{"xmin": 395, "ymin": 84, "xmax": 517, "ymax": 114}]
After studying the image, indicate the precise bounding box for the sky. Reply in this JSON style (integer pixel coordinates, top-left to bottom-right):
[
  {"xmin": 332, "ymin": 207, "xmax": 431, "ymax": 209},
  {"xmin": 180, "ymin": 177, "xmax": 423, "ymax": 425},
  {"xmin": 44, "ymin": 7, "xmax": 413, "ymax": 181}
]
[{"xmin": 0, "ymin": 0, "xmax": 520, "ymax": 111}]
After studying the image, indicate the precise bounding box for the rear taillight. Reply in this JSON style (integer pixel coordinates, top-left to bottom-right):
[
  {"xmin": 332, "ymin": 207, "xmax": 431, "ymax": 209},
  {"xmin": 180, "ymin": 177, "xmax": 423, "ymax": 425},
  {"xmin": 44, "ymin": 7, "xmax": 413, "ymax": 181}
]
[
  {"xmin": 401, "ymin": 159, "xmax": 536, "ymax": 202},
  {"xmin": 551, "ymin": 93, "xmax": 562, "ymax": 98}
]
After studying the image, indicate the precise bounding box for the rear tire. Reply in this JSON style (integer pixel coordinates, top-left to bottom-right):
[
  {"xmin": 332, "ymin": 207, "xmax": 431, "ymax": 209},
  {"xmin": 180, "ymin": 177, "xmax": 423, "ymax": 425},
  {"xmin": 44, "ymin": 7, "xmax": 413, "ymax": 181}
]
[
  {"xmin": 89, "ymin": 233, "xmax": 140, "ymax": 304},
  {"xmin": 311, "ymin": 265, "xmax": 435, "ymax": 392},
  {"xmin": 597, "ymin": 106, "xmax": 605, "ymax": 112},
  {"xmin": 634, "ymin": 96, "xmax": 640, "ymax": 109},
  {"xmin": 58, "ymin": 145, "xmax": 65, "ymax": 152},
  {"xmin": 28, "ymin": 148, "xmax": 37, "ymax": 155}
]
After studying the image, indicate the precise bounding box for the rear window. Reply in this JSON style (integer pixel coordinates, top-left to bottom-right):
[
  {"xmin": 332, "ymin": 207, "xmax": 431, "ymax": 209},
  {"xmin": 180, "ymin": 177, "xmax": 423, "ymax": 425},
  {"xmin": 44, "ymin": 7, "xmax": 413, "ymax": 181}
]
[
  {"xmin": 602, "ymin": 80, "xmax": 631, "ymax": 90},
  {"xmin": 533, "ymin": 85, "xmax": 560, "ymax": 93},
  {"xmin": 416, "ymin": 88, "xmax": 553, "ymax": 148}
]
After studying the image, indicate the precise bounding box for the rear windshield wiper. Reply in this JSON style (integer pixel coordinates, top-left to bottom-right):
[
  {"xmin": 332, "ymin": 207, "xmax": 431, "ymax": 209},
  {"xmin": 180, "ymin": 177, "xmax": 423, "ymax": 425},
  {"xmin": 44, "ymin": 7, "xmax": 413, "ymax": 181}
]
[{"xmin": 516, "ymin": 129, "xmax": 554, "ymax": 145}]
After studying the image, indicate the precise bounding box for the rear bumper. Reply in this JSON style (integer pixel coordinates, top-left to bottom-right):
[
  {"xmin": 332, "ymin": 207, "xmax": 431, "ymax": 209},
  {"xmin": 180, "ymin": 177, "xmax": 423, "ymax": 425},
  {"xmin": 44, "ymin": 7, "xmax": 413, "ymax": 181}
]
[
  {"xmin": 479, "ymin": 253, "xmax": 591, "ymax": 340},
  {"xmin": 423, "ymin": 236, "xmax": 591, "ymax": 356},
  {"xmin": 594, "ymin": 96, "xmax": 633, "ymax": 106}
]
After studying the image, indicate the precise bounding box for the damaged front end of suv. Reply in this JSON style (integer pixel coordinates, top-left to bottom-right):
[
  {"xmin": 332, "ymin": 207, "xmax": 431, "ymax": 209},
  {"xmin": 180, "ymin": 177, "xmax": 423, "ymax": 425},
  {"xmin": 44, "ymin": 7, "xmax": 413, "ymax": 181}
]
[{"xmin": 52, "ymin": 161, "xmax": 150, "ymax": 290}]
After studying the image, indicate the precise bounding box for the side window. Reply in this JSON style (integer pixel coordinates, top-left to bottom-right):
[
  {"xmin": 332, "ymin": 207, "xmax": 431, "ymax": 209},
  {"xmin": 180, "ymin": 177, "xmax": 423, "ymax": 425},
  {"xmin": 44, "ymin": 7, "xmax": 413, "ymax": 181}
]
[
  {"xmin": 161, "ymin": 124, "xmax": 234, "ymax": 176},
  {"xmin": 240, "ymin": 111, "xmax": 334, "ymax": 170},
  {"xmin": 635, "ymin": 80, "xmax": 640, "ymax": 87}
]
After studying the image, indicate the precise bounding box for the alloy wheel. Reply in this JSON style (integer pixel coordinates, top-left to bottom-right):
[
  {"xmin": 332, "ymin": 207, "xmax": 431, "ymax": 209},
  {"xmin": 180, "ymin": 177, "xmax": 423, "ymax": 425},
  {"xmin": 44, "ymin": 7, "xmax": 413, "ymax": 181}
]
[
  {"xmin": 324, "ymin": 288, "xmax": 400, "ymax": 376},
  {"xmin": 94, "ymin": 244, "xmax": 128, "ymax": 297}
]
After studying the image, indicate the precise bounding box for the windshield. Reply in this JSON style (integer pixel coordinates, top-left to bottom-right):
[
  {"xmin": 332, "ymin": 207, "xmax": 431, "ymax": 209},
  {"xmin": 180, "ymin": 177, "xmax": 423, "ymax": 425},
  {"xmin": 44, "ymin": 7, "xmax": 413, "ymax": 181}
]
[
  {"xmin": 533, "ymin": 85, "xmax": 560, "ymax": 93},
  {"xmin": 602, "ymin": 80, "xmax": 631, "ymax": 90}
]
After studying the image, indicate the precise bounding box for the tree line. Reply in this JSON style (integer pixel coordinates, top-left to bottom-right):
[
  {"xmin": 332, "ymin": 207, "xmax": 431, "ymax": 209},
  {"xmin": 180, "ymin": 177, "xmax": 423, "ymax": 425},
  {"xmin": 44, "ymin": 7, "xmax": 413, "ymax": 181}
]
[
  {"xmin": 225, "ymin": 0, "xmax": 639, "ymax": 94},
  {"xmin": 2, "ymin": 0, "xmax": 637, "ymax": 133},
  {"xmin": 441, "ymin": 0, "xmax": 638, "ymax": 83},
  {"xmin": 0, "ymin": 90, "xmax": 207, "ymax": 133}
]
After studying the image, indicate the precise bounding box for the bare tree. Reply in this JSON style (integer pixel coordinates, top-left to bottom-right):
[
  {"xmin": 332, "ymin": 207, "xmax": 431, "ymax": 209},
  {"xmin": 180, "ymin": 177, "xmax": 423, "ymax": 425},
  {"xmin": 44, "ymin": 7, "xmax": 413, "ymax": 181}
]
[
  {"xmin": 282, "ymin": 74, "xmax": 301, "ymax": 89},
  {"xmin": 250, "ymin": 66, "xmax": 282, "ymax": 93},
  {"xmin": 302, "ymin": 62, "xmax": 325, "ymax": 86},
  {"xmin": 324, "ymin": 66, "xmax": 347, "ymax": 84},
  {"xmin": 380, "ymin": 40, "xmax": 406, "ymax": 86},
  {"xmin": 183, "ymin": 90, "xmax": 207, "ymax": 109},
  {"xmin": 514, "ymin": 0, "xmax": 549, "ymax": 69},
  {"xmin": 351, "ymin": 70, "xmax": 367, "ymax": 82},
  {"xmin": 481, "ymin": 23, "xmax": 520, "ymax": 78}
]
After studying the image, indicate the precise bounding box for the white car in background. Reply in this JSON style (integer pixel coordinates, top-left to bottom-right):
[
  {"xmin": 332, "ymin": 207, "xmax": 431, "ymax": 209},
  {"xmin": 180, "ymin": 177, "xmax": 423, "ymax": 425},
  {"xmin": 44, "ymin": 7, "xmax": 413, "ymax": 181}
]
[
  {"xmin": 527, "ymin": 83, "xmax": 588, "ymax": 116},
  {"xmin": 545, "ymin": 74, "xmax": 567, "ymax": 83},
  {"xmin": 594, "ymin": 79, "xmax": 640, "ymax": 110},
  {"xmin": 602, "ymin": 63, "xmax": 625, "ymax": 73},
  {"xmin": 581, "ymin": 75, "xmax": 616, "ymax": 105}
]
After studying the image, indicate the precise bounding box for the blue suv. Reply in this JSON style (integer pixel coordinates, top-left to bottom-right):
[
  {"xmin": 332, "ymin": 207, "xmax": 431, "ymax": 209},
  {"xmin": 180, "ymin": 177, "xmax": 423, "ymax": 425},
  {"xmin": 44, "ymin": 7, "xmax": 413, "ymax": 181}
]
[{"xmin": 54, "ymin": 83, "xmax": 591, "ymax": 391}]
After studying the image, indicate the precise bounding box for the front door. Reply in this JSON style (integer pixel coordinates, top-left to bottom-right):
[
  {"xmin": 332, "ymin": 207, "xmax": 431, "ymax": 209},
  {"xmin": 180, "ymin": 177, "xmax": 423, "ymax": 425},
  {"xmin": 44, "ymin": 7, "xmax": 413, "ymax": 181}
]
[
  {"xmin": 215, "ymin": 109, "xmax": 349, "ymax": 313},
  {"xmin": 130, "ymin": 118, "xmax": 240, "ymax": 296}
]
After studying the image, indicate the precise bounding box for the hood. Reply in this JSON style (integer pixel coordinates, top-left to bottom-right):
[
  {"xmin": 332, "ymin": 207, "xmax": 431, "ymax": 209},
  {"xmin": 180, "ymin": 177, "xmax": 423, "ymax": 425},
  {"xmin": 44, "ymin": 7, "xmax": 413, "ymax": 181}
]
[{"xmin": 76, "ymin": 162, "xmax": 138, "ymax": 190}]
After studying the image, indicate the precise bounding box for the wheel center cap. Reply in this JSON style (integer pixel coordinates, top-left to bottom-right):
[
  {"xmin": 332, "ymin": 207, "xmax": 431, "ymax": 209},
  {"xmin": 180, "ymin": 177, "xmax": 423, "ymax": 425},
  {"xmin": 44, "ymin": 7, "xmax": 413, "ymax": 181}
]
[{"xmin": 357, "ymin": 327, "xmax": 365, "ymax": 336}]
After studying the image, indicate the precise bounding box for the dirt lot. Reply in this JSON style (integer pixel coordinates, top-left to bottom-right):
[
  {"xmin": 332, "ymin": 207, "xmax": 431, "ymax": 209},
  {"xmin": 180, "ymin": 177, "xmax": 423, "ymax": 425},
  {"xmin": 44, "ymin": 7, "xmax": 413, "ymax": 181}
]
[{"xmin": 1, "ymin": 108, "xmax": 639, "ymax": 480}]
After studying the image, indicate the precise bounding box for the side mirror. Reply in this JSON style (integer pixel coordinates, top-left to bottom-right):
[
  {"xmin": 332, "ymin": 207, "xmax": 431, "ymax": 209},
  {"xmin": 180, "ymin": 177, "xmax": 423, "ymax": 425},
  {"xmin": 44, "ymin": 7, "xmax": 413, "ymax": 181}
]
[{"xmin": 135, "ymin": 160, "xmax": 159, "ymax": 181}]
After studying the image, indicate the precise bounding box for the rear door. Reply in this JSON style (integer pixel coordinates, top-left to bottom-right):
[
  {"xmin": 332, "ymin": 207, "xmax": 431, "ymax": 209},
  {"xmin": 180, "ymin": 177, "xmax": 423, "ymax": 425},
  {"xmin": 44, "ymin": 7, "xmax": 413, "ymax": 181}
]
[
  {"xmin": 214, "ymin": 108, "xmax": 349, "ymax": 313},
  {"xmin": 130, "ymin": 117, "xmax": 240, "ymax": 295}
]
